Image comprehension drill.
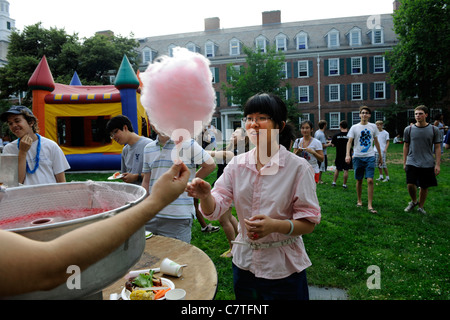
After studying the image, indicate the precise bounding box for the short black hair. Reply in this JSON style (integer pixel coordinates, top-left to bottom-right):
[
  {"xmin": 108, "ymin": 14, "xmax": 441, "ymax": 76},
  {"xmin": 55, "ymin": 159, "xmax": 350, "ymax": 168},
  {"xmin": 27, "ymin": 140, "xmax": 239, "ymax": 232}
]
[
  {"xmin": 243, "ymin": 93, "xmax": 295, "ymax": 149},
  {"xmin": 106, "ymin": 115, "xmax": 134, "ymax": 133}
]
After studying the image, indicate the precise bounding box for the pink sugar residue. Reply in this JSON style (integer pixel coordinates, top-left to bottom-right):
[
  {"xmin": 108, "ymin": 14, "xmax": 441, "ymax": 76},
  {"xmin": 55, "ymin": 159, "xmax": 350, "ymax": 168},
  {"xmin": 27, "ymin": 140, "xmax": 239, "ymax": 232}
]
[{"xmin": 0, "ymin": 207, "xmax": 112, "ymax": 230}]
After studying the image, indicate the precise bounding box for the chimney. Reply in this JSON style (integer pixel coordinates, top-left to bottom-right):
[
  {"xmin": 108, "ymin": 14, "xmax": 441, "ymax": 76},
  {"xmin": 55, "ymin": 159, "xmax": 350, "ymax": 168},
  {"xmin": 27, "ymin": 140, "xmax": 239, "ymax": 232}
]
[
  {"xmin": 262, "ymin": 10, "xmax": 281, "ymax": 25},
  {"xmin": 205, "ymin": 17, "xmax": 220, "ymax": 31},
  {"xmin": 393, "ymin": 0, "xmax": 401, "ymax": 11}
]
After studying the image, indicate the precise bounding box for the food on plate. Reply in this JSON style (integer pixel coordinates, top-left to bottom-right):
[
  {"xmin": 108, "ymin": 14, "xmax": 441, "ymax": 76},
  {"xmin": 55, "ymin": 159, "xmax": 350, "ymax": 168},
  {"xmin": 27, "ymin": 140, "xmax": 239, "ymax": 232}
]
[
  {"xmin": 113, "ymin": 172, "xmax": 122, "ymax": 179},
  {"xmin": 125, "ymin": 270, "xmax": 171, "ymax": 300}
]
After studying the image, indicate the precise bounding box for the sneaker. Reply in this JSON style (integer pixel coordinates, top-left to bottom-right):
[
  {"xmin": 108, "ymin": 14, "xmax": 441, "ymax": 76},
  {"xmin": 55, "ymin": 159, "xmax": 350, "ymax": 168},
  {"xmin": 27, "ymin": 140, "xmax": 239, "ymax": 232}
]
[
  {"xmin": 376, "ymin": 177, "xmax": 383, "ymax": 181},
  {"xmin": 201, "ymin": 223, "xmax": 220, "ymax": 233},
  {"xmin": 404, "ymin": 201, "xmax": 418, "ymax": 212},
  {"xmin": 417, "ymin": 207, "xmax": 427, "ymax": 214},
  {"xmin": 342, "ymin": 184, "xmax": 348, "ymax": 189},
  {"xmin": 331, "ymin": 182, "xmax": 336, "ymax": 187},
  {"xmin": 382, "ymin": 178, "xmax": 389, "ymax": 182}
]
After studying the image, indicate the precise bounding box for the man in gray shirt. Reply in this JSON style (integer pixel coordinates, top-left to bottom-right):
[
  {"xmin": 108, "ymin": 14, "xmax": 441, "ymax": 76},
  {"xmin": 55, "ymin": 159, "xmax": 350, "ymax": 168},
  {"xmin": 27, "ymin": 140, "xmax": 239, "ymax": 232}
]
[
  {"xmin": 403, "ymin": 105, "xmax": 441, "ymax": 214},
  {"xmin": 106, "ymin": 115, "xmax": 153, "ymax": 184}
]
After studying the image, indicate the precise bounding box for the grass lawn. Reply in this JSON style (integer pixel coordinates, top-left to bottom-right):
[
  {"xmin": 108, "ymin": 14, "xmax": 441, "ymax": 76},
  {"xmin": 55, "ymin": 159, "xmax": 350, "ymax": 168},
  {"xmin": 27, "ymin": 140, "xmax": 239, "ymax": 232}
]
[{"xmin": 66, "ymin": 143, "xmax": 449, "ymax": 300}]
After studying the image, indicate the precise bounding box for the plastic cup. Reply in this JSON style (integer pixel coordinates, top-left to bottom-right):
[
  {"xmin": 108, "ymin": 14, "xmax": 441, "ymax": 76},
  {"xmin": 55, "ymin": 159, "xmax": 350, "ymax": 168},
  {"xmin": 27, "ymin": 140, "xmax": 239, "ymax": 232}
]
[
  {"xmin": 160, "ymin": 258, "xmax": 183, "ymax": 277},
  {"xmin": 165, "ymin": 288, "xmax": 186, "ymax": 300}
]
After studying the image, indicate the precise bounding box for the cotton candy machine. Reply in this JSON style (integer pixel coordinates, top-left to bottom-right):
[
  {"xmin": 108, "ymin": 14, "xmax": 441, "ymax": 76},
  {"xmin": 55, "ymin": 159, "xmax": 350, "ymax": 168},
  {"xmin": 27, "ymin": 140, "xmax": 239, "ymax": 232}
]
[{"xmin": 0, "ymin": 181, "xmax": 147, "ymax": 300}]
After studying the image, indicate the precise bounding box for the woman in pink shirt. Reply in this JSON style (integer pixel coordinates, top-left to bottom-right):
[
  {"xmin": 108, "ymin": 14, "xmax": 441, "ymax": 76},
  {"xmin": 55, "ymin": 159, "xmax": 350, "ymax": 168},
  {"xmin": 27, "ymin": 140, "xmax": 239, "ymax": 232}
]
[{"xmin": 186, "ymin": 93, "xmax": 321, "ymax": 300}]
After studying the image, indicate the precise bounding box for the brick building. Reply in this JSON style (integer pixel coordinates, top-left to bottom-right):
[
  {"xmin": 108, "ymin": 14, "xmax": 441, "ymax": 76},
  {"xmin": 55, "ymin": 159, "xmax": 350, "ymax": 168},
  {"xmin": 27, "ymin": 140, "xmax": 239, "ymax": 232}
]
[{"xmin": 137, "ymin": 9, "xmax": 398, "ymax": 139}]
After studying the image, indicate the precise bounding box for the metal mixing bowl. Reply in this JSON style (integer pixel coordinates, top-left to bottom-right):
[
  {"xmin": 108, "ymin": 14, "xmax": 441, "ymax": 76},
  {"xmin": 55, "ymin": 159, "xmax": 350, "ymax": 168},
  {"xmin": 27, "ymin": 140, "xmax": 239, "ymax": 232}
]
[{"xmin": 0, "ymin": 181, "xmax": 147, "ymax": 299}]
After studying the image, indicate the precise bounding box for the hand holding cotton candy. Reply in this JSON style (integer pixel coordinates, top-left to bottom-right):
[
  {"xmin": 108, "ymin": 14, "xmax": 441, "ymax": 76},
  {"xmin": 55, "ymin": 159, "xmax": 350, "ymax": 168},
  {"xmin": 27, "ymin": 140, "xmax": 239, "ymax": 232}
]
[{"xmin": 140, "ymin": 47, "xmax": 216, "ymax": 140}]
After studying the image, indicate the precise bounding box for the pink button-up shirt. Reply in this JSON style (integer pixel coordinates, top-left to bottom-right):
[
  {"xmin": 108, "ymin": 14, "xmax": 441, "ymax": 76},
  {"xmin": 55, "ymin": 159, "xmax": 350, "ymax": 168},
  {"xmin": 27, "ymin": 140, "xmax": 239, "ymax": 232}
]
[{"xmin": 202, "ymin": 145, "xmax": 321, "ymax": 279}]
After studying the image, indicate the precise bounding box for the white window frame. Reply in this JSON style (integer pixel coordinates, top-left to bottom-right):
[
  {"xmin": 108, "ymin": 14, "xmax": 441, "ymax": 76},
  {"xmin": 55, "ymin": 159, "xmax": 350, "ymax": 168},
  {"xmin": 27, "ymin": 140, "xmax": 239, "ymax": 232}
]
[
  {"xmin": 299, "ymin": 113, "xmax": 310, "ymax": 123},
  {"xmin": 142, "ymin": 47, "xmax": 152, "ymax": 64},
  {"xmin": 275, "ymin": 34, "xmax": 287, "ymax": 52},
  {"xmin": 229, "ymin": 38, "xmax": 241, "ymax": 56},
  {"xmin": 327, "ymin": 30, "xmax": 340, "ymax": 48},
  {"xmin": 329, "ymin": 58, "xmax": 339, "ymax": 76},
  {"xmin": 329, "ymin": 112, "xmax": 341, "ymax": 130},
  {"xmin": 255, "ymin": 36, "xmax": 267, "ymax": 53},
  {"xmin": 298, "ymin": 86, "xmax": 309, "ymax": 103},
  {"xmin": 329, "ymin": 84, "xmax": 340, "ymax": 102},
  {"xmin": 205, "ymin": 41, "xmax": 216, "ymax": 58},
  {"xmin": 374, "ymin": 111, "xmax": 384, "ymax": 122},
  {"xmin": 373, "ymin": 56, "xmax": 385, "ymax": 73},
  {"xmin": 210, "ymin": 67, "xmax": 217, "ymax": 83},
  {"xmin": 372, "ymin": 28, "xmax": 384, "ymax": 44},
  {"xmin": 186, "ymin": 42, "xmax": 199, "ymax": 53},
  {"xmin": 374, "ymin": 81, "xmax": 386, "ymax": 100},
  {"xmin": 352, "ymin": 83, "xmax": 363, "ymax": 101},
  {"xmin": 296, "ymin": 32, "xmax": 308, "ymax": 50},
  {"xmin": 351, "ymin": 57, "xmax": 362, "ymax": 74},
  {"xmin": 349, "ymin": 28, "xmax": 362, "ymax": 46},
  {"xmin": 298, "ymin": 61, "xmax": 309, "ymax": 78},
  {"xmin": 351, "ymin": 111, "xmax": 360, "ymax": 125},
  {"xmin": 168, "ymin": 44, "xmax": 176, "ymax": 57},
  {"xmin": 281, "ymin": 62, "xmax": 288, "ymax": 79}
]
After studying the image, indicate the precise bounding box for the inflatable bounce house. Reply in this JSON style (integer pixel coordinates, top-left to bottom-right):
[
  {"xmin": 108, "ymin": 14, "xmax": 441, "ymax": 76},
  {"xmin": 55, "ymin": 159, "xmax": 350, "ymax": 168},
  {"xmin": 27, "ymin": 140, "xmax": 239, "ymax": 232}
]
[{"xmin": 27, "ymin": 55, "xmax": 149, "ymax": 171}]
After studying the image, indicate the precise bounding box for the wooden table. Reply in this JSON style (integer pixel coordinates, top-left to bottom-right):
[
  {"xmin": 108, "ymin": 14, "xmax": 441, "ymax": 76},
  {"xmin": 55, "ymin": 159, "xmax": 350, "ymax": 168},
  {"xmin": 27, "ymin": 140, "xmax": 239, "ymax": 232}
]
[{"xmin": 102, "ymin": 235, "xmax": 218, "ymax": 300}]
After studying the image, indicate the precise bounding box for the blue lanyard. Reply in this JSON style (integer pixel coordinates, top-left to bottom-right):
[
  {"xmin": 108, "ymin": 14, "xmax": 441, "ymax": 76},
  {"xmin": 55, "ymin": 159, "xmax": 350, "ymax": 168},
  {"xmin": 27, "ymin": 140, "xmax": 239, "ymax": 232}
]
[{"xmin": 17, "ymin": 133, "xmax": 41, "ymax": 174}]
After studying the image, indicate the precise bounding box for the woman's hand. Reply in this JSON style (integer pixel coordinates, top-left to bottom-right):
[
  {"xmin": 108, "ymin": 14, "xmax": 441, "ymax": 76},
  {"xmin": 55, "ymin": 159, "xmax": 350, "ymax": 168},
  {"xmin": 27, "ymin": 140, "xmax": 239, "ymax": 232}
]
[
  {"xmin": 185, "ymin": 177, "xmax": 211, "ymax": 201},
  {"xmin": 244, "ymin": 215, "xmax": 278, "ymax": 240}
]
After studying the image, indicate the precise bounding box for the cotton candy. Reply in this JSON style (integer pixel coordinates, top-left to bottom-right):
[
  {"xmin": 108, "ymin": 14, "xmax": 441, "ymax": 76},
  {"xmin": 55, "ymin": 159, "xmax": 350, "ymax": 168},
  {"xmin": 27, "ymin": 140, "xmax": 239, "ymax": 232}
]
[{"xmin": 140, "ymin": 47, "xmax": 216, "ymax": 139}]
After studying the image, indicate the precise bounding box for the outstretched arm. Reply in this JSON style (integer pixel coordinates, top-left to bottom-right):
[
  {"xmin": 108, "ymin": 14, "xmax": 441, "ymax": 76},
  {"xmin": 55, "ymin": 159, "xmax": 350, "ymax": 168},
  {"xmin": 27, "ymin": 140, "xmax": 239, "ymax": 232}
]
[{"xmin": 0, "ymin": 162, "xmax": 190, "ymax": 297}]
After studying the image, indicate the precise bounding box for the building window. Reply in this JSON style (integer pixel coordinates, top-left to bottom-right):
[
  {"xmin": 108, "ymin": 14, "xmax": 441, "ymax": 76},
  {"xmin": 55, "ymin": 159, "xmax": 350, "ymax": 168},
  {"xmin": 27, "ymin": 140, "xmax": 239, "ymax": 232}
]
[
  {"xmin": 186, "ymin": 42, "xmax": 200, "ymax": 53},
  {"xmin": 326, "ymin": 29, "xmax": 340, "ymax": 48},
  {"xmin": 352, "ymin": 111, "xmax": 360, "ymax": 125},
  {"xmin": 351, "ymin": 57, "xmax": 362, "ymax": 74},
  {"xmin": 142, "ymin": 49, "xmax": 151, "ymax": 64},
  {"xmin": 368, "ymin": 28, "xmax": 384, "ymax": 45},
  {"xmin": 352, "ymin": 83, "xmax": 363, "ymax": 100},
  {"xmin": 276, "ymin": 34, "xmax": 287, "ymax": 51},
  {"xmin": 229, "ymin": 38, "xmax": 241, "ymax": 55},
  {"xmin": 329, "ymin": 112, "xmax": 340, "ymax": 130},
  {"xmin": 373, "ymin": 56, "xmax": 385, "ymax": 73},
  {"xmin": 296, "ymin": 32, "xmax": 308, "ymax": 50},
  {"xmin": 210, "ymin": 67, "xmax": 219, "ymax": 83},
  {"xmin": 329, "ymin": 58, "xmax": 339, "ymax": 75},
  {"xmin": 298, "ymin": 86, "xmax": 309, "ymax": 103},
  {"xmin": 348, "ymin": 28, "xmax": 361, "ymax": 46},
  {"xmin": 299, "ymin": 113, "xmax": 310, "ymax": 123},
  {"xmin": 374, "ymin": 111, "xmax": 384, "ymax": 122},
  {"xmin": 372, "ymin": 29, "xmax": 384, "ymax": 44},
  {"xmin": 297, "ymin": 61, "xmax": 309, "ymax": 78},
  {"xmin": 374, "ymin": 81, "xmax": 385, "ymax": 99},
  {"xmin": 168, "ymin": 44, "xmax": 176, "ymax": 57},
  {"xmin": 329, "ymin": 84, "xmax": 340, "ymax": 102},
  {"xmin": 255, "ymin": 36, "xmax": 267, "ymax": 53},
  {"xmin": 205, "ymin": 41, "xmax": 216, "ymax": 57},
  {"xmin": 281, "ymin": 62, "xmax": 288, "ymax": 79}
]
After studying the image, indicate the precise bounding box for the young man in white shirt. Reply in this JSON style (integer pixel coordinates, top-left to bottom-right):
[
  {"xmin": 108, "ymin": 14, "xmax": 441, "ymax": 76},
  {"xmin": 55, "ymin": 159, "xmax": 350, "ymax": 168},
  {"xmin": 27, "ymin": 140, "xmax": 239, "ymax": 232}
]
[
  {"xmin": 1, "ymin": 106, "xmax": 70, "ymax": 185},
  {"xmin": 346, "ymin": 106, "xmax": 382, "ymax": 214},
  {"xmin": 375, "ymin": 120, "xmax": 390, "ymax": 182}
]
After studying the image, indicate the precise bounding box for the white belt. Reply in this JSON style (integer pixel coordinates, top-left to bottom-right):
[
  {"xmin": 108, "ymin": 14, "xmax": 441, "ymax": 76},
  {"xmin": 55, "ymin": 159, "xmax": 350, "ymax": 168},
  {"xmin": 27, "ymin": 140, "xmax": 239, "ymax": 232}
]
[{"xmin": 232, "ymin": 236, "xmax": 299, "ymax": 250}]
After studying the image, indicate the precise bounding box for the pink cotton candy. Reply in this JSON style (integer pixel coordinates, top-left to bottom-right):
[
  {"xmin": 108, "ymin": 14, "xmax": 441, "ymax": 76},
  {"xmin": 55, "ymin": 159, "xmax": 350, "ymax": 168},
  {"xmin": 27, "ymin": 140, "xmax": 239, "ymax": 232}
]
[{"xmin": 140, "ymin": 47, "xmax": 216, "ymax": 139}]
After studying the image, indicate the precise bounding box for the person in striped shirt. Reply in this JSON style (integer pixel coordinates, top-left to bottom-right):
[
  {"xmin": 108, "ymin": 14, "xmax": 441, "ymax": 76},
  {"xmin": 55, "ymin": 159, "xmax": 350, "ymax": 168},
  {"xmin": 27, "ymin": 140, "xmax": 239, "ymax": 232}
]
[{"xmin": 142, "ymin": 126, "xmax": 216, "ymax": 243}]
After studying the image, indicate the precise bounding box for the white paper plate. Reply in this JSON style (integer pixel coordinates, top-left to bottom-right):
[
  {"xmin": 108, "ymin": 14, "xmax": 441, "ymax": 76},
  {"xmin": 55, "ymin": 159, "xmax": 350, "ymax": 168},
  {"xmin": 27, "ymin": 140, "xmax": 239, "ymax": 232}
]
[
  {"xmin": 107, "ymin": 173, "xmax": 124, "ymax": 180},
  {"xmin": 121, "ymin": 278, "xmax": 175, "ymax": 300}
]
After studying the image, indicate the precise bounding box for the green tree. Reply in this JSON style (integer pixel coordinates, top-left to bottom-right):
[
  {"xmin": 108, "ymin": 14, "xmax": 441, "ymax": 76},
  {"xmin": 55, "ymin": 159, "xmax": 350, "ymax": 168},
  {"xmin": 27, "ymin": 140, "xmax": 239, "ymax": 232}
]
[
  {"xmin": 77, "ymin": 33, "xmax": 139, "ymax": 84},
  {"xmin": 387, "ymin": 0, "xmax": 450, "ymax": 108},
  {"xmin": 0, "ymin": 23, "xmax": 139, "ymax": 102},
  {"xmin": 222, "ymin": 46, "xmax": 301, "ymax": 126},
  {"xmin": 0, "ymin": 23, "xmax": 81, "ymax": 102}
]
